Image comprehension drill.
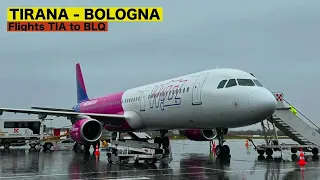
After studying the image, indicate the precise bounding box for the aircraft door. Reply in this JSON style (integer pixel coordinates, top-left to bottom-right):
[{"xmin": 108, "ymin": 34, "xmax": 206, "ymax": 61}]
[
  {"xmin": 192, "ymin": 73, "xmax": 209, "ymax": 105},
  {"xmin": 140, "ymin": 90, "xmax": 147, "ymax": 111}
]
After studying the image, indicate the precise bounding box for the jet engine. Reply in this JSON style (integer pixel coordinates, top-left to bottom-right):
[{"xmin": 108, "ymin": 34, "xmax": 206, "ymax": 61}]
[
  {"xmin": 70, "ymin": 118, "xmax": 103, "ymax": 144},
  {"xmin": 179, "ymin": 129, "xmax": 217, "ymax": 141}
]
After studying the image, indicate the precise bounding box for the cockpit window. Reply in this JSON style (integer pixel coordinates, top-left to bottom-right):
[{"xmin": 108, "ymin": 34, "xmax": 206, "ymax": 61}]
[
  {"xmin": 253, "ymin": 79, "xmax": 263, "ymax": 87},
  {"xmin": 225, "ymin": 79, "xmax": 237, "ymax": 88},
  {"xmin": 217, "ymin": 80, "xmax": 227, "ymax": 89},
  {"xmin": 237, "ymin": 79, "xmax": 255, "ymax": 86}
]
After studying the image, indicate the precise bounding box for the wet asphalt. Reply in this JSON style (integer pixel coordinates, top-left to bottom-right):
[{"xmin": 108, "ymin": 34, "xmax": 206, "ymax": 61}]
[{"xmin": 0, "ymin": 139, "xmax": 319, "ymax": 180}]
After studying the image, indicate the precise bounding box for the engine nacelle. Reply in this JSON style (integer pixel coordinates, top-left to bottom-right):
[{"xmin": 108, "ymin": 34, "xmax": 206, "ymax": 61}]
[
  {"xmin": 70, "ymin": 118, "xmax": 102, "ymax": 144},
  {"xmin": 179, "ymin": 129, "xmax": 217, "ymax": 141}
]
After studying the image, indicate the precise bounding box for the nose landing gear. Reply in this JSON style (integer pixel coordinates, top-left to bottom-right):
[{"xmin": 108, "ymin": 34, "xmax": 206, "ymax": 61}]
[
  {"xmin": 215, "ymin": 128, "xmax": 230, "ymax": 158},
  {"xmin": 154, "ymin": 130, "xmax": 170, "ymax": 155}
]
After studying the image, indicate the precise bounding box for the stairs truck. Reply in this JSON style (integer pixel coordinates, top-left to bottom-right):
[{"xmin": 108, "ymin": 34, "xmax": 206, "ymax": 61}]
[
  {"xmin": 254, "ymin": 92, "xmax": 320, "ymax": 156},
  {"xmin": 0, "ymin": 118, "xmax": 48, "ymax": 148}
]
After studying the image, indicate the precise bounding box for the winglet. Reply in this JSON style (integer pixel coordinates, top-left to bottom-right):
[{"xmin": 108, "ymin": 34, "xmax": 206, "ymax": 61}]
[{"xmin": 76, "ymin": 63, "xmax": 89, "ymax": 103}]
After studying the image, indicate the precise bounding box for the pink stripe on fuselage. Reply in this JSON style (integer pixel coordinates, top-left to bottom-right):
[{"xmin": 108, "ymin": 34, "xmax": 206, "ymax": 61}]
[{"xmin": 79, "ymin": 91, "xmax": 124, "ymax": 114}]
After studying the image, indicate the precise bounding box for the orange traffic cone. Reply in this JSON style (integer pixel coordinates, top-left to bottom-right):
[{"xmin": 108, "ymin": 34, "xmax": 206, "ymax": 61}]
[
  {"xmin": 94, "ymin": 144, "xmax": 100, "ymax": 156},
  {"xmin": 211, "ymin": 141, "xmax": 216, "ymax": 154},
  {"xmin": 297, "ymin": 147, "xmax": 307, "ymax": 167},
  {"xmin": 245, "ymin": 139, "xmax": 249, "ymax": 147}
]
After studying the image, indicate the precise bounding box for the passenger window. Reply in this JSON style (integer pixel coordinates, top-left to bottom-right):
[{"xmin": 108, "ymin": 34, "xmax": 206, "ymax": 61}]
[
  {"xmin": 253, "ymin": 80, "xmax": 263, "ymax": 87},
  {"xmin": 225, "ymin": 79, "xmax": 237, "ymax": 88},
  {"xmin": 217, "ymin": 80, "xmax": 227, "ymax": 89},
  {"xmin": 183, "ymin": 88, "xmax": 185, "ymax": 93},
  {"xmin": 187, "ymin": 87, "xmax": 189, "ymax": 92},
  {"xmin": 237, "ymin": 79, "xmax": 255, "ymax": 86}
]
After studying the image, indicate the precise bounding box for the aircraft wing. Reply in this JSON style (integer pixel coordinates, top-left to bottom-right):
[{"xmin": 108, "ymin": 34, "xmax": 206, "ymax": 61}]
[
  {"xmin": 0, "ymin": 108, "xmax": 125, "ymax": 125},
  {"xmin": 31, "ymin": 106, "xmax": 75, "ymax": 112}
]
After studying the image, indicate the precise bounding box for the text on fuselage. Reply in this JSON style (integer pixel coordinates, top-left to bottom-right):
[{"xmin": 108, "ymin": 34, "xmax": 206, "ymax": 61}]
[{"xmin": 149, "ymin": 79, "xmax": 187, "ymax": 110}]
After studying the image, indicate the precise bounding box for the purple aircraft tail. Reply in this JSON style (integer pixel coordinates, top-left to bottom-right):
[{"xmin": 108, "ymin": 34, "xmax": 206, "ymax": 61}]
[{"xmin": 76, "ymin": 63, "xmax": 89, "ymax": 103}]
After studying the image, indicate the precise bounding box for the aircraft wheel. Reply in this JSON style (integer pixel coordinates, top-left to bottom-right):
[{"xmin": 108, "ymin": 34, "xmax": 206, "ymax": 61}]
[
  {"xmin": 223, "ymin": 145, "xmax": 230, "ymax": 155},
  {"xmin": 216, "ymin": 145, "xmax": 224, "ymax": 157}
]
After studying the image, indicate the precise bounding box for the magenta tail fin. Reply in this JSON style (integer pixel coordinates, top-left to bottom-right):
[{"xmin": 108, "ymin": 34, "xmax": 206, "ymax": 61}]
[{"xmin": 76, "ymin": 63, "xmax": 89, "ymax": 103}]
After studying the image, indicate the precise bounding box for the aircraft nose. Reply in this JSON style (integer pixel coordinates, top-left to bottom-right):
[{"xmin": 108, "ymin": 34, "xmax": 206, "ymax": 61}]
[{"xmin": 249, "ymin": 90, "xmax": 277, "ymax": 118}]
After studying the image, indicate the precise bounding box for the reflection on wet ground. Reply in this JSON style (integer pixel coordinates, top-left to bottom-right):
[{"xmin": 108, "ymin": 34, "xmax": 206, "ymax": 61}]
[{"xmin": 0, "ymin": 139, "xmax": 319, "ymax": 179}]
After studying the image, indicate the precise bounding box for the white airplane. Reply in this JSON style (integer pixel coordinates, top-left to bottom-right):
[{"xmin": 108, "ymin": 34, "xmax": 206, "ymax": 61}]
[{"xmin": 0, "ymin": 63, "xmax": 277, "ymax": 157}]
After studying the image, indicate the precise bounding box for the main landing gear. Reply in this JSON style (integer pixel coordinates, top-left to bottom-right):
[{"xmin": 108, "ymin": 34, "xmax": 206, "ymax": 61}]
[
  {"xmin": 215, "ymin": 128, "xmax": 230, "ymax": 158},
  {"xmin": 154, "ymin": 130, "xmax": 170, "ymax": 155}
]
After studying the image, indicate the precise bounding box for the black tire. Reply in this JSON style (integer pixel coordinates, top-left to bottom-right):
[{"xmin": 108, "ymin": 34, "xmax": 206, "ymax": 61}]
[
  {"xmin": 223, "ymin": 145, "xmax": 230, "ymax": 155},
  {"xmin": 216, "ymin": 145, "xmax": 224, "ymax": 157},
  {"xmin": 44, "ymin": 143, "xmax": 52, "ymax": 150},
  {"xmin": 145, "ymin": 158, "xmax": 157, "ymax": 164},
  {"xmin": 3, "ymin": 142, "xmax": 10, "ymax": 149},
  {"xmin": 266, "ymin": 148, "xmax": 273, "ymax": 156},
  {"xmin": 257, "ymin": 149, "xmax": 264, "ymax": 155},
  {"xmin": 291, "ymin": 148, "xmax": 298, "ymax": 154},
  {"xmin": 312, "ymin": 148, "xmax": 319, "ymax": 155}
]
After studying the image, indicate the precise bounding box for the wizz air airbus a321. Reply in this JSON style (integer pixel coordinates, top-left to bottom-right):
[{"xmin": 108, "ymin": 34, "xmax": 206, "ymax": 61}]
[{"xmin": 0, "ymin": 63, "xmax": 277, "ymax": 157}]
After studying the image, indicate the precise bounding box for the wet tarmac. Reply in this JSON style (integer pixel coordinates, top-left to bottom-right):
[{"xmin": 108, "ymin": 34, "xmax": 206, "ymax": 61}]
[{"xmin": 0, "ymin": 139, "xmax": 319, "ymax": 180}]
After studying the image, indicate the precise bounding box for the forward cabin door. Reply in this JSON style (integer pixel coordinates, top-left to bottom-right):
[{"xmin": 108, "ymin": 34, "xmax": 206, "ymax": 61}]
[
  {"xmin": 140, "ymin": 90, "xmax": 147, "ymax": 111},
  {"xmin": 192, "ymin": 73, "xmax": 209, "ymax": 105}
]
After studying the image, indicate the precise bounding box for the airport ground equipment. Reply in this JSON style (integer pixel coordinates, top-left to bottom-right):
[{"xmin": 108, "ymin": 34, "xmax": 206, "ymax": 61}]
[
  {"xmin": 0, "ymin": 118, "xmax": 51, "ymax": 149},
  {"xmin": 104, "ymin": 132, "xmax": 168, "ymax": 165},
  {"xmin": 255, "ymin": 92, "xmax": 320, "ymax": 156},
  {"xmin": 40, "ymin": 132, "xmax": 70, "ymax": 150}
]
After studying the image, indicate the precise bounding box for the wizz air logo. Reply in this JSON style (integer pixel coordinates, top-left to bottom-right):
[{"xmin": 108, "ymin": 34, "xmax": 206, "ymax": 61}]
[
  {"xmin": 82, "ymin": 100, "xmax": 98, "ymax": 106},
  {"xmin": 149, "ymin": 79, "xmax": 187, "ymax": 110}
]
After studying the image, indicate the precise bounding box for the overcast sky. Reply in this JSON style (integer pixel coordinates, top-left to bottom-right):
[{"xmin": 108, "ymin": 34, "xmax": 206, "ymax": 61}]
[{"xmin": 1, "ymin": 0, "xmax": 320, "ymax": 130}]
